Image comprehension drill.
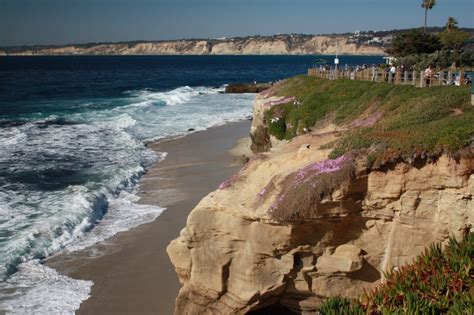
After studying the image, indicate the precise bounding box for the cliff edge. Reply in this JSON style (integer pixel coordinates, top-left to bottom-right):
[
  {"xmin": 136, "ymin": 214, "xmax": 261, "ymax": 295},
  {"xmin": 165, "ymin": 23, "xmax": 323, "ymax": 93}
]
[
  {"xmin": 0, "ymin": 35, "xmax": 384, "ymax": 56},
  {"xmin": 167, "ymin": 77, "xmax": 474, "ymax": 313}
]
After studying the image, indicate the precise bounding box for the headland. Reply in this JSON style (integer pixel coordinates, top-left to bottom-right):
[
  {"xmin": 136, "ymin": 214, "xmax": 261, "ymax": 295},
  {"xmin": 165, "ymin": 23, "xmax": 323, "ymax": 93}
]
[{"xmin": 168, "ymin": 76, "xmax": 473, "ymax": 313}]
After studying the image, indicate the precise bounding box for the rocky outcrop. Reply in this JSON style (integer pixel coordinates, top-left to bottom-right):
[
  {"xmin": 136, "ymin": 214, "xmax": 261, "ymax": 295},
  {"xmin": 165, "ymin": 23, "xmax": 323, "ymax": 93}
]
[
  {"xmin": 250, "ymin": 95, "xmax": 271, "ymax": 153},
  {"xmin": 168, "ymin": 103, "xmax": 474, "ymax": 314},
  {"xmin": 249, "ymin": 93, "xmax": 291, "ymax": 153},
  {"xmin": 225, "ymin": 83, "xmax": 272, "ymax": 94},
  {"xmin": 0, "ymin": 35, "xmax": 385, "ymax": 56}
]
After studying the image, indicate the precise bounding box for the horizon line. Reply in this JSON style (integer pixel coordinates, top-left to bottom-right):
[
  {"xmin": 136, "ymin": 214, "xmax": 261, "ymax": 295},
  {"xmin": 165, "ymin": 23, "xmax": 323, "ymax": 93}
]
[{"xmin": 3, "ymin": 26, "xmax": 472, "ymax": 49}]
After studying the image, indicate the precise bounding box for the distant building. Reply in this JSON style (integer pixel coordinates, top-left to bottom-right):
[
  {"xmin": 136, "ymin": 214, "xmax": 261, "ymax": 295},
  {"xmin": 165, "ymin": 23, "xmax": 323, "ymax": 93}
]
[
  {"xmin": 383, "ymin": 56, "xmax": 396, "ymax": 65},
  {"xmin": 367, "ymin": 37, "xmax": 383, "ymax": 45}
]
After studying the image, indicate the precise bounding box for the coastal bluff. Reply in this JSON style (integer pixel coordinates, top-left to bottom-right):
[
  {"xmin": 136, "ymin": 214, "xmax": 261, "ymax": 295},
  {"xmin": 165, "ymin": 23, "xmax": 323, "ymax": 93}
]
[
  {"xmin": 167, "ymin": 78, "xmax": 473, "ymax": 313},
  {"xmin": 0, "ymin": 35, "xmax": 383, "ymax": 56}
]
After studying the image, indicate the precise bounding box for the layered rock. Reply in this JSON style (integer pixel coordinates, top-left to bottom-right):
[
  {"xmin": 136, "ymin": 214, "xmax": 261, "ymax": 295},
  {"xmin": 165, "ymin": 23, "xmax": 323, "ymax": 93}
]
[
  {"xmin": 168, "ymin": 105, "xmax": 474, "ymax": 314},
  {"xmin": 0, "ymin": 35, "xmax": 384, "ymax": 56}
]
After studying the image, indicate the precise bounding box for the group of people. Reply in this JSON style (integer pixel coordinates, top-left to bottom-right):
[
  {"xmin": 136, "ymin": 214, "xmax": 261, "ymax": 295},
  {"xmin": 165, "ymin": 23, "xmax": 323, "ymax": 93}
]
[{"xmin": 315, "ymin": 63, "xmax": 471, "ymax": 86}]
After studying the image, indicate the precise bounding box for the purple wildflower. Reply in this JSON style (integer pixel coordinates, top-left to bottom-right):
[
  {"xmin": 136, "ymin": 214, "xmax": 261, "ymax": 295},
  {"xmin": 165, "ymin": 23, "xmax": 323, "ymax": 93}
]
[
  {"xmin": 263, "ymin": 96, "xmax": 296, "ymax": 108},
  {"xmin": 218, "ymin": 173, "xmax": 240, "ymax": 190},
  {"xmin": 259, "ymin": 89, "xmax": 272, "ymax": 97},
  {"xmin": 294, "ymin": 155, "xmax": 349, "ymax": 184},
  {"xmin": 349, "ymin": 112, "xmax": 383, "ymax": 128},
  {"xmin": 269, "ymin": 193, "xmax": 286, "ymax": 212}
]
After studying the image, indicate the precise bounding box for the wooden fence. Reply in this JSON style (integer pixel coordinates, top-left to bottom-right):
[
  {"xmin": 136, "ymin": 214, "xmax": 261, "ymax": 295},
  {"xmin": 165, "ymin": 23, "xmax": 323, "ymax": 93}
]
[{"xmin": 307, "ymin": 68, "xmax": 472, "ymax": 88}]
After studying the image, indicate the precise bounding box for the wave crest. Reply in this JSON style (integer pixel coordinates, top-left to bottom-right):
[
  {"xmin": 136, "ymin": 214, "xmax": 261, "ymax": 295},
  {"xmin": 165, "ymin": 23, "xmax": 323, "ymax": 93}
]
[{"xmin": 126, "ymin": 85, "xmax": 224, "ymax": 107}]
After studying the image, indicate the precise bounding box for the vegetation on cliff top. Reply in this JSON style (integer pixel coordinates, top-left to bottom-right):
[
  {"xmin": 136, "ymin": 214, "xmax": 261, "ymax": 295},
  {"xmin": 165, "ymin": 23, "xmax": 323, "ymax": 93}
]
[
  {"xmin": 319, "ymin": 231, "xmax": 474, "ymax": 314},
  {"xmin": 268, "ymin": 154, "xmax": 355, "ymax": 221},
  {"xmin": 264, "ymin": 75, "xmax": 472, "ymax": 166}
]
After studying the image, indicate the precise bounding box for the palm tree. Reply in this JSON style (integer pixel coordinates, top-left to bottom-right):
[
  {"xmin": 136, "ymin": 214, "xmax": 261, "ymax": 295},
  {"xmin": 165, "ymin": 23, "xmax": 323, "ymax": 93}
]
[
  {"xmin": 421, "ymin": 0, "xmax": 436, "ymax": 32},
  {"xmin": 445, "ymin": 16, "xmax": 458, "ymax": 32}
]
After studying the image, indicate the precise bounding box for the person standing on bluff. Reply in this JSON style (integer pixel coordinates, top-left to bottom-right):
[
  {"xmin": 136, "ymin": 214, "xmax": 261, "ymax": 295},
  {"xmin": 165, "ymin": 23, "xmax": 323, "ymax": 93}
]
[
  {"xmin": 371, "ymin": 64, "xmax": 377, "ymax": 81},
  {"xmin": 389, "ymin": 65, "xmax": 397, "ymax": 83},
  {"xmin": 425, "ymin": 65, "xmax": 433, "ymax": 86}
]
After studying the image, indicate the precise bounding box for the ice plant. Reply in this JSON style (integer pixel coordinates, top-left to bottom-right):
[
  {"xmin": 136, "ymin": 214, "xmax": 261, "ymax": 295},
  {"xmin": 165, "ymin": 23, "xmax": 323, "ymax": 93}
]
[
  {"xmin": 259, "ymin": 89, "xmax": 272, "ymax": 97},
  {"xmin": 263, "ymin": 96, "xmax": 296, "ymax": 108},
  {"xmin": 294, "ymin": 155, "xmax": 349, "ymax": 184},
  {"xmin": 268, "ymin": 154, "xmax": 355, "ymax": 221},
  {"xmin": 218, "ymin": 173, "xmax": 240, "ymax": 190},
  {"xmin": 349, "ymin": 112, "xmax": 383, "ymax": 128},
  {"xmin": 319, "ymin": 231, "xmax": 473, "ymax": 314}
]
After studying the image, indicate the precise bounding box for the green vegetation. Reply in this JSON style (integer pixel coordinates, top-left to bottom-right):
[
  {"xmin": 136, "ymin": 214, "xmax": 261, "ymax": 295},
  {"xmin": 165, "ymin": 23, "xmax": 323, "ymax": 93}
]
[
  {"xmin": 319, "ymin": 232, "xmax": 474, "ymax": 314},
  {"xmin": 386, "ymin": 14, "xmax": 473, "ymax": 70},
  {"xmin": 387, "ymin": 28, "xmax": 442, "ymax": 57},
  {"xmin": 440, "ymin": 29, "xmax": 471, "ymax": 51},
  {"xmin": 265, "ymin": 76, "xmax": 472, "ymax": 165},
  {"xmin": 395, "ymin": 50, "xmax": 474, "ymax": 70},
  {"xmin": 446, "ymin": 17, "xmax": 459, "ymax": 32}
]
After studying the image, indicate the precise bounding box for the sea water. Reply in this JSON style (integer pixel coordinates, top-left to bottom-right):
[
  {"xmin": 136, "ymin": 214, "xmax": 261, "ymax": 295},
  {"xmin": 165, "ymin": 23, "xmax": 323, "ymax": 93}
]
[{"xmin": 0, "ymin": 55, "xmax": 383, "ymax": 313}]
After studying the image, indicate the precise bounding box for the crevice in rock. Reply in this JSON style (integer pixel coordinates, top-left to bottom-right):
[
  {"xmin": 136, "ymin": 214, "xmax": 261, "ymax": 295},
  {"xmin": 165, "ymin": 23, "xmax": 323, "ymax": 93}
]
[
  {"xmin": 220, "ymin": 259, "xmax": 232, "ymax": 296},
  {"xmin": 346, "ymin": 260, "xmax": 381, "ymax": 283}
]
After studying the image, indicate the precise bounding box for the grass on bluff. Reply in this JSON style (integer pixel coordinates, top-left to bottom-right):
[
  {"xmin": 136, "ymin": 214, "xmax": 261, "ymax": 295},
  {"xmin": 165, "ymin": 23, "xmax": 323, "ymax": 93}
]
[
  {"xmin": 265, "ymin": 76, "xmax": 472, "ymax": 164},
  {"xmin": 319, "ymin": 231, "xmax": 474, "ymax": 315}
]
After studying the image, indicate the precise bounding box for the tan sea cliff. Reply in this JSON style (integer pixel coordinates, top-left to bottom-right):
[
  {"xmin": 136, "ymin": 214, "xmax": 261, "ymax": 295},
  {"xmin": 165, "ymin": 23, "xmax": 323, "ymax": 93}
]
[
  {"xmin": 167, "ymin": 92, "xmax": 474, "ymax": 314},
  {"xmin": 0, "ymin": 36, "xmax": 384, "ymax": 56}
]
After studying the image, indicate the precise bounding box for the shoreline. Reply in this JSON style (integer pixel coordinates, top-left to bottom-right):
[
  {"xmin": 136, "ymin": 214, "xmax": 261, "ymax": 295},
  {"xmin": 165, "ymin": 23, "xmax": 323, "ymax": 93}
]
[
  {"xmin": 0, "ymin": 53, "xmax": 387, "ymax": 57},
  {"xmin": 47, "ymin": 120, "xmax": 252, "ymax": 314}
]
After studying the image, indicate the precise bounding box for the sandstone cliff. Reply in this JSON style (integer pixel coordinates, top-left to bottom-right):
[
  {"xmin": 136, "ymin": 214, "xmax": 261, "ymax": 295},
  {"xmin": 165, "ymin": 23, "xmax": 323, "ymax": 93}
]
[
  {"xmin": 167, "ymin": 81, "xmax": 473, "ymax": 313},
  {"xmin": 0, "ymin": 35, "xmax": 384, "ymax": 56}
]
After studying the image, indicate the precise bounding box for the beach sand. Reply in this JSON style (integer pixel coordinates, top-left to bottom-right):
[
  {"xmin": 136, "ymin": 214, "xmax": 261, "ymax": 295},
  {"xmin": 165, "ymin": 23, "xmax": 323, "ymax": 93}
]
[{"xmin": 47, "ymin": 120, "xmax": 252, "ymax": 315}]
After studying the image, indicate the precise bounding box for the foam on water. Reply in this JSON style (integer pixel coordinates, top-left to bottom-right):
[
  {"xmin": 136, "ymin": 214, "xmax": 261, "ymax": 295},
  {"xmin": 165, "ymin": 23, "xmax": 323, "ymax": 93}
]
[
  {"xmin": 0, "ymin": 85, "xmax": 255, "ymax": 313},
  {"xmin": 0, "ymin": 260, "xmax": 92, "ymax": 314},
  {"xmin": 64, "ymin": 188, "xmax": 167, "ymax": 253},
  {"xmin": 127, "ymin": 85, "xmax": 221, "ymax": 107}
]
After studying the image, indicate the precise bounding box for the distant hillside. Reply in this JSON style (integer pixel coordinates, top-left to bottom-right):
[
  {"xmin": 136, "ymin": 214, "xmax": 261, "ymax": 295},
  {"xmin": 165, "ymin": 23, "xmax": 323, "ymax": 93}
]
[
  {"xmin": 0, "ymin": 34, "xmax": 384, "ymax": 56},
  {"xmin": 1, "ymin": 28, "xmax": 472, "ymax": 56}
]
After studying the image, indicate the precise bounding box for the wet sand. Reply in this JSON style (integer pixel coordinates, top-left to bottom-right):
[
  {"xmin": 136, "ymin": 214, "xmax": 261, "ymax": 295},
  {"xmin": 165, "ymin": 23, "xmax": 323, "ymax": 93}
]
[{"xmin": 47, "ymin": 120, "xmax": 252, "ymax": 315}]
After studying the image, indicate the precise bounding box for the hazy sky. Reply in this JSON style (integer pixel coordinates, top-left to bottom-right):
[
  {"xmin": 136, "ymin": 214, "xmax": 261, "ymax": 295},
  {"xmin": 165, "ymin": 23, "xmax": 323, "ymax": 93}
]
[{"xmin": 1, "ymin": 0, "xmax": 473, "ymax": 46}]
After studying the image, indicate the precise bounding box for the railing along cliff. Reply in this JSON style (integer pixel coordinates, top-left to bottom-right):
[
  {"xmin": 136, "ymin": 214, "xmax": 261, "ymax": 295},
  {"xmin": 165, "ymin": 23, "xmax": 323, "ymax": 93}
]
[{"xmin": 308, "ymin": 68, "xmax": 472, "ymax": 88}]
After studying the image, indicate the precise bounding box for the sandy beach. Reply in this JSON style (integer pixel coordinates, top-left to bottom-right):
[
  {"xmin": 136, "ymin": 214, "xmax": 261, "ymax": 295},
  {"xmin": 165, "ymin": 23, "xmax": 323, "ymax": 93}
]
[{"xmin": 47, "ymin": 120, "xmax": 252, "ymax": 315}]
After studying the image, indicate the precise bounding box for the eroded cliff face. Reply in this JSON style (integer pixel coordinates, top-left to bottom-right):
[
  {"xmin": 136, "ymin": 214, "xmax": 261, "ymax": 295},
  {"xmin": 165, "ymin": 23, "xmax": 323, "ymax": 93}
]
[
  {"xmin": 167, "ymin": 95, "xmax": 473, "ymax": 314},
  {"xmin": 0, "ymin": 36, "xmax": 384, "ymax": 56}
]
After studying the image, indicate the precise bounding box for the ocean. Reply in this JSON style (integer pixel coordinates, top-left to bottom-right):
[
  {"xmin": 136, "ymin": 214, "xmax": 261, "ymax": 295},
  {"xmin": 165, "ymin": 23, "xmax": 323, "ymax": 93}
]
[{"xmin": 0, "ymin": 55, "xmax": 384, "ymax": 313}]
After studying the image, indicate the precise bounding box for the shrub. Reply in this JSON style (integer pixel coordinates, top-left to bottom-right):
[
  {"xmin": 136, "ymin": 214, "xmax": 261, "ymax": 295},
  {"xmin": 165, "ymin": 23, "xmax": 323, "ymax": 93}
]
[
  {"xmin": 440, "ymin": 29, "xmax": 471, "ymax": 51},
  {"xmin": 386, "ymin": 29, "xmax": 442, "ymax": 57}
]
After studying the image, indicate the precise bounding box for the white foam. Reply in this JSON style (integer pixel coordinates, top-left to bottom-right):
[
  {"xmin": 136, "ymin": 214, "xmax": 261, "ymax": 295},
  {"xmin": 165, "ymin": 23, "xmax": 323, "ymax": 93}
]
[
  {"xmin": 104, "ymin": 113, "xmax": 137, "ymax": 130},
  {"xmin": 126, "ymin": 85, "xmax": 224, "ymax": 107},
  {"xmin": 0, "ymin": 128, "xmax": 26, "ymax": 146},
  {"xmin": 0, "ymin": 260, "xmax": 92, "ymax": 314},
  {"xmin": 64, "ymin": 189, "xmax": 166, "ymax": 253},
  {"xmin": 0, "ymin": 85, "xmax": 255, "ymax": 314}
]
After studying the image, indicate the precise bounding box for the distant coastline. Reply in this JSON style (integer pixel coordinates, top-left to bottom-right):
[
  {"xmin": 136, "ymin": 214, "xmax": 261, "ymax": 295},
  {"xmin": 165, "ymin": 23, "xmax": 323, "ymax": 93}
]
[
  {"xmin": 0, "ymin": 33, "xmax": 389, "ymax": 56},
  {"xmin": 3, "ymin": 28, "xmax": 473, "ymax": 57}
]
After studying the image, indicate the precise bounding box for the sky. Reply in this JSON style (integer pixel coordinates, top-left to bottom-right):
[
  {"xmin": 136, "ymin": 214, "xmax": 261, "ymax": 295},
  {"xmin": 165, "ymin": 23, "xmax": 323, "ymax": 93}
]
[{"xmin": 1, "ymin": 0, "xmax": 473, "ymax": 46}]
